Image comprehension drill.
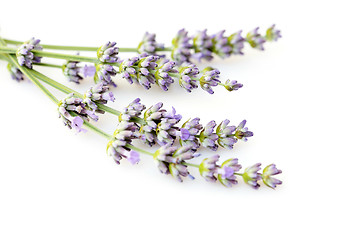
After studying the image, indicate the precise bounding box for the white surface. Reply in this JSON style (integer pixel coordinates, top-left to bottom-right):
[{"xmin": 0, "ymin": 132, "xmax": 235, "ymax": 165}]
[{"xmin": 0, "ymin": 0, "xmax": 359, "ymax": 239}]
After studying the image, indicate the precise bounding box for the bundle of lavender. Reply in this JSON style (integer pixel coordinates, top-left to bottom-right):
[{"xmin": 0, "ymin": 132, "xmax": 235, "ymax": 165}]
[{"xmin": 0, "ymin": 25, "xmax": 282, "ymax": 189}]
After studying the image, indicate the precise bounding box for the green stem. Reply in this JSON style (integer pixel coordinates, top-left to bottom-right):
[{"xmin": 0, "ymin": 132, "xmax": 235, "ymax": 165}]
[
  {"xmin": 234, "ymin": 173, "xmax": 243, "ymax": 176},
  {"xmin": 34, "ymin": 62, "xmax": 63, "ymax": 69},
  {"xmin": 32, "ymin": 49, "xmax": 99, "ymax": 63},
  {"xmin": 82, "ymin": 121, "xmax": 112, "ymax": 139},
  {"xmin": 126, "ymin": 144, "xmax": 154, "ymax": 156},
  {"xmin": 0, "ymin": 46, "xmax": 16, "ymax": 54},
  {"xmin": 97, "ymin": 104, "xmax": 121, "ymax": 116},
  {"xmin": 4, "ymin": 39, "xmax": 173, "ymax": 52}
]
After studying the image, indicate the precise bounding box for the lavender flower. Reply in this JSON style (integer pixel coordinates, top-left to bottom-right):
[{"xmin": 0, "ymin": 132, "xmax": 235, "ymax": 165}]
[
  {"xmin": 16, "ymin": 38, "xmax": 42, "ymax": 69},
  {"xmin": 192, "ymin": 29, "xmax": 214, "ymax": 62},
  {"xmin": 62, "ymin": 60, "xmax": 83, "ymax": 84},
  {"xmin": 84, "ymin": 83, "xmax": 115, "ymax": 113},
  {"xmin": 139, "ymin": 102, "xmax": 165, "ymax": 146},
  {"xmin": 228, "ymin": 30, "xmax": 245, "ymax": 55},
  {"xmin": 82, "ymin": 65, "xmax": 96, "ymax": 78},
  {"xmin": 179, "ymin": 118, "xmax": 203, "ymax": 150},
  {"xmin": 137, "ymin": 32, "xmax": 165, "ymax": 55},
  {"xmin": 118, "ymin": 54, "xmax": 159, "ymax": 89},
  {"xmin": 128, "ymin": 150, "xmax": 140, "ymax": 165},
  {"xmin": 153, "ymin": 145, "xmax": 195, "ymax": 182},
  {"xmin": 235, "ymin": 120, "xmax": 254, "ymax": 142},
  {"xmin": 199, "ymin": 120, "xmax": 219, "ymax": 151},
  {"xmin": 118, "ymin": 98, "xmax": 146, "ymax": 122},
  {"xmin": 156, "ymin": 108, "xmax": 182, "ymax": 145},
  {"xmin": 95, "ymin": 63, "xmax": 117, "ymax": 87},
  {"xmin": 212, "ymin": 30, "xmax": 232, "ymax": 58},
  {"xmin": 223, "ymin": 79, "xmax": 243, "ymax": 91},
  {"xmin": 107, "ymin": 121, "xmax": 139, "ymax": 164},
  {"xmin": 199, "ymin": 155, "xmax": 220, "ymax": 182},
  {"xmin": 242, "ymin": 163, "xmax": 262, "ymax": 189},
  {"xmin": 217, "ymin": 158, "xmax": 242, "ymax": 187},
  {"xmin": 58, "ymin": 93, "xmax": 98, "ymax": 133},
  {"xmin": 97, "ymin": 41, "xmax": 119, "ymax": 63},
  {"xmin": 265, "ymin": 25, "xmax": 282, "ymax": 42},
  {"xmin": 246, "ymin": 27, "xmax": 266, "ymax": 50},
  {"xmin": 262, "ymin": 164, "xmax": 282, "ymax": 189},
  {"xmin": 216, "ymin": 119, "xmax": 238, "ymax": 149},
  {"xmin": 178, "ymin": 63, "xmax": 200, "ymax": 92},
  {"xmin": 154, "ymin": 58, "xmax": 178, "ymax": 91},
  {"xmin": 7, "ymin": 63, "xmax": 25, "ymax": 82},
  {"xmin": 171, "ymin": 29, "xmax": 193, "ymax": 64},
  {"xmin": 199, "ymin": 67, "xmax": 221, "ymax": 94}
]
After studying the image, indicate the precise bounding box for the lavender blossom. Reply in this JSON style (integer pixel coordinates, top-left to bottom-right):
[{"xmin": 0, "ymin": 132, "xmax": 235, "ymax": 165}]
[
  {"xmin": 118, "ymin": 54, "xmax": 159, "ymax": 89},
  {"xmin": 246, "ymin": 27, "xmax": 266, "ymax": 50},
  {"xmin": 153, "ymin": 144, "xmax": 195, "ymax": 182},
  {"xmin": 228, "ymin": 30, "xmax": 245, "ymax": 55},
  {"xmin": 212, "ymin": 30, "xmax": 232, "ymax": 58},
  {"xmin": 139, "ymin": 102, "xmax": 166, "ymax": 146},
  {"xmin": 16, "ymin": 38, "xmax": 42, "ymax": 69},
  {"xmin": 199, "ymin": 67, "xmax": 221, "ymax": 94},
  {"xmin": 137, "ymin": 32, "xmax": 165, "ymax": 55},
  {"xmin": 192, "ymin": 29, "xmax": 214, "ymax": 62},
  {"xmin": 262, "ymin": 164, "xmax": 282, "ymax": 189},
  {"xmin": 265, "ymin": 24, "xmax": 282, "ymax": 42},
  {"xmin": 127, "ymin": 150, "xmax": 140, "ymax": 165},
  {"xmin": 154, "ymin": 58, "xmax": 178, "ymax": 91},
  {"xmin": 217, "ymin": 158, "xmax": 242, "ymax": 187},
  {"xmin": 95, "ymin": 63, "xmax": 117, "ymax": 87},
  {"xmin": 107, "ymin": 121, "xmax": 139, "ymax": 164},
  {"xmin": 7, "ymin": 63, "xmax": 25, "ymax": 82},
  {"xmin": 84, "ymin": 83, "xmax": 115, "ymax": 113},
  {"xmin": 179, "ymin": 118, "xmax": 203, "ymax": 150},
  {"xmin": 171, "ymin": 29, "xmax": 193, "ymax": 64},
  {"xmin": 58, "ymin": 93, "xmax": 98, "ymax": 133},
  {"xmin": 216, "ymin": 119, "xmax": 238, "ymax": 149},
  {"xmin": 199, "ymin": 155, "xmax": 220, "ymax": 182},
  {"xmin": 118, "ymin": 98, "xmax": 146, "ymax": 122},
  {"xmin": 235, "ymin": 120, "xmax": 254, "ymax": 142},
  {"xmin": 242, "ymin": 163, "xmax": 262, "ymax": 189},
  {"xmin": 62, "ymin": 60, "xmax": 83, "ymax": 84},
  {"xmin": 178, "ymin": 63, "xmax": 200, "ymax": 92},
  {"xmin": 223, "ymin": 79, "xmax": 243, "ymax": 91},
  {"xmin": 156, "ymin": 108, "xmax": 182, "ymax": 145},
  {"xmin": 82, "ymin": 65, "xmax": 96, "ymax": 78},
  {"xmin": 199, "ymin": 120, "xmax": 219, "ymax": 151},
  {"xmin": 97, "ymin": 41, "xmax": 119, "ymax": 63}
]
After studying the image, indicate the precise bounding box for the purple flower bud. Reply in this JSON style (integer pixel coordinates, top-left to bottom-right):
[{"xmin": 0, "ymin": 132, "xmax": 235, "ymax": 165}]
[
  {"xmin": 7, "ymin": 63, "xmax": 25, "ymax": 82},
  {"xmin": 216, "ymin": 119, "xmax": 238, "ymax": 149},
  {"xmin": 84, "ymin": 83, "xmax": 115, "ymax": 113},
  {"xmin": 200, "ymin": 120, "xmax": 219, "ymax": 151},
  {"xmin": 235, "ymin": 120, "xmax": 254, "ymax": 142},
  {"xmin": 178, "ymin": 63, "xmax": 200, "ymax": 92},
  {"xmin": 217, "ymin": 158, "xmax": 242, "ymax": 187},
  {"xmin": 154, "ymin": 58, "xmax": 178, "ymax": 91},
  {"xmin": 153, "ymin": 144, "xmax": 196, "ymax": 182},
  {"xmin": 95, "ymin": 63, "xmax": 117, "ymax": 87},
  {"xmin": 138, "ymin": 32, "xmax": 165, "ymax": 56},
  {"xmin": 192, "ymin": 29, "xmax": 214, "ymax": 62},
  {"xmin": 246, "ymin": 27, "xmax": 266, "ymax": 50},
  {"xmin": 171, "ymin": 29, "xmax": 193, "ymax": 64},
  {"xmin": 243, "ymin": 163, "xmax": 262, "ymax": 189},
  {"xmin": 212, "ymin": 30, "xmax": 232, "ymax": 58},
  {"xmin": 58, "ymin": 93, "xmax": 98, "ymax": 133},
  {"xmin": 179, "ymin": 118, "xmax": 203, "ymax": 150},
  {"xmin": 97, "ymin": 41, "xmax": 119, "ymax": 63},
  {"xmin": 265, "ymin": 24, "xmax": 282, "ymax": 42},
  {"xmin": 223, "ymin": 79, "xmax": 243, "ymax": 91},
  {"xmin": 62, "ymin": 60, "xmax": 83, "ymax": 84},
  {"xmin": 16, "ymin": 38, "xmax": 43, "ymax": 69},
  {"xmin": 229, "ymin": 30, "xmax": 245, "ymax": 55},
  {"xmin": 262, "ymin": 164, "xmax": 282, "ymax": 189},
  {"xmin": 199, "ymin": 155, "xmax": 220, "ymax": 182},
  {"xmin": 119, "ymin": 98, "xmax": 146, "ymax": 122},
  {"xmin": 199, "ymin": 67, "xmax": 221, "ymax": 94},
  {"xmin": 107, "ymin": 121, "xmax": 140, "ymax": 164}
]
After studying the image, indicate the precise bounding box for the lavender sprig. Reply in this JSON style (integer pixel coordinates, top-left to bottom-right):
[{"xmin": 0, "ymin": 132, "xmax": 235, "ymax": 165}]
[
  {"xmin": 16, "ymin": 38, "xmax": 42, "ymax": 69},
  {"xmin": 137, "ymin": 32, "xmax": 165, "ymax": 56}
]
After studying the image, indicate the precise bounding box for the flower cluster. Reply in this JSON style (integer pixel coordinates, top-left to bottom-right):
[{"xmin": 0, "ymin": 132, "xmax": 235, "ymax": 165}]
[
  {"xmin": 58, "ymin": 93, "xmax": 99, "ymax": 133},
  {"xmin": 107, "ymin": 121, "xmax": 140, "ymax": 165},
  {"xmin": 95, "ymin": 42, "xmax": 120, "ymax": 87},
  {"xmin": 113, "ymin": 98, "xmax": 253, "ymax": 152},
  {"xmin": 7, "ymin": 63, "xmax": 25, "ymax": 82},
  {"xmin": 62, "ymin": 60, "xmax": 96, "ymax": 84},
  {"xmin": 16, "ymin": 38, "xmax": 43, "ymax": 69},
  {"xmin": 137, "ymin": 32, "xmax": 165, "ymax": 56},
  {"xmin": 84, "ymin": 82, "xmax": 115, "ymax": 113},
  {"xmin": 169, "ymin": 26, "xmax": 281, "ymax": 64},
  {"xmin": 199, "ymin": 156, "xmax": 282, "ymax": 188}
]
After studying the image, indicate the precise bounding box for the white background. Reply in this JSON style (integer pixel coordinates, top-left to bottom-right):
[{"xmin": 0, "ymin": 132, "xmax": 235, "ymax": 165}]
[{"xmin": 0, "ymin": 0, "xmax": 359, "ymax": 239}]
